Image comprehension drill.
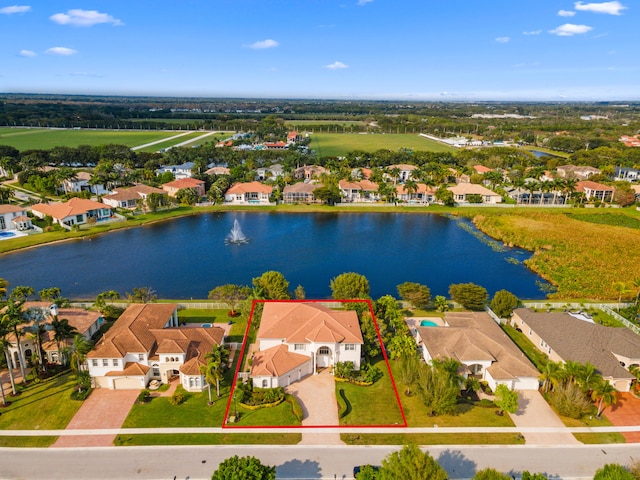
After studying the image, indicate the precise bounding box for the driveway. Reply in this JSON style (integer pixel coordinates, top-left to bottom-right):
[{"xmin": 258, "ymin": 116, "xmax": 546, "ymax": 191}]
[
  {"xmin": 509, "ymin": 390, "xmax": 581, "ymax": 445},
  {"xmin": 52, "ymin": 388, "xmax": 138, "ymax": 448},
  {"xmin": 285, "ymin": 369, "xmax": 344, "ymax": 445},
  {"xmin": 602, "ymin": 392, "xmax": 640, "ymax": 443}
]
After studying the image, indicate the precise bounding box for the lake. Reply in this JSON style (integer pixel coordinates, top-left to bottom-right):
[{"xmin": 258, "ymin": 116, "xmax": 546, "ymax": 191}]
[{"xmin": 0, "ymin": 212, "xmax": 550, "ymax": 300}]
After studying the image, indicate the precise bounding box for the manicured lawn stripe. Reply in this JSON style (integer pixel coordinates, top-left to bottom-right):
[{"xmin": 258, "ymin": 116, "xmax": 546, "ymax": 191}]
[
  {"xmin": 308, "ymin": 133, "xmax": 455, "ymax": 157},
  {"xmin": 342, "ymin": 433, "xmax": 524, "ymax": 445},
  {"xmin": 114, "ymin": 433, "xmax": 301, "ymax": 446},
  {"xmin": 0, "ymin": 436, "xmax": 58, "ymax": 447}
]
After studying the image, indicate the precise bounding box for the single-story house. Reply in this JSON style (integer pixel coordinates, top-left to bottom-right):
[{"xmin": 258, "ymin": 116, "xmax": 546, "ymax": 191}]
[
  {"xmin": 511, "ymin": 308, "xmax": 640, "ymax": 392},
  {"xmin": 87, "ymin": 303, "xmax": 225, "ymax": 392},
  {"xmin": 294, "ymin": 165, "xmax": 328, "ymax": 181},
  {"xmin": 4, "ymin": 302, "xmax": 103, "ymax": 369},
  {"xmin": 287, "ymin": 131, "xmax": 300, "ymax": 144},
  {"xmin": 282, "ymin": 183, "xmax": 322, "ymax": 204},
  {"xmin": 264, "ymin": 142, "xmax": 288, "ymax": 150},
  {"xmin": 61, "ymin": 171, "xmax": 110, "ymax": 196},
  {"xmin": 102, "ymin": 184, "xmax": 167, "ymax": 210},
  {"xmin": 0, "ymin": 204, "xmax": 33, "ymax": 234},
  {"xmin": 339, "ymin": 179, "xmax": 380, "ymax": 202},
  {"xmin": 251, "ymin": 302, "xmax": 363, "ymax": 388},
  {"xmin": 395, "ymin": 183, "xmax": 435, "ymax": 204},
  {"xmin": 157, "ymin": 162, "xmax": 195, "ymax": 180},
  {"xmin": 161, "ymin": 178, "xmax": 206, "ymax": 198},
  {"xmin": 205, "ymin": 166, "xmax": 230, "ymax": 176},
  {"xmin": 31, "ymin": 198, "xmax": 114, "ymax": 229},
  {"xmin": 576, "ymin": 180, "xmax": 614, "ymax": 202},
  {"xmin": 556, "ymin": 165, "xmax": 601, "ymax": 180},
  {"xmin": 447, "ymin": 183, "xmax": 502, "ymax": 204},
  {"xmin": 415, "ymin": 311, "xmax": 540, "ymax": 391},
  {"xmin": 472, "ymin": 165, "xmax": 493, "ymax": 174},
  {"xmin": 224, "ymin": 181, "xmax": 273, "ymax": 205}
]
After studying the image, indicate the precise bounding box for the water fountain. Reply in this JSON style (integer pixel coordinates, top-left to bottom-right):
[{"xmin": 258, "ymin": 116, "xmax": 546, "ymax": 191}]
[{"xmin": 225, "ymin": 219, "xmax": 248, "ymax": 245}]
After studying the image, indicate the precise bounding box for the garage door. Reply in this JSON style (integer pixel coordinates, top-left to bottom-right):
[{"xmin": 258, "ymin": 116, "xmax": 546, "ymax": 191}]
[{"xmin": 113, "ymin": 377, "xmax": 142, "ymax": 390}]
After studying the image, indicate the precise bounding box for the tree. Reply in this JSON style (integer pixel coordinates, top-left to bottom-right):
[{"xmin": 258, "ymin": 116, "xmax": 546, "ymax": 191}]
[
  {"xmin": 387, "ymin": 334, "xmax": 417, "ymax": 360},
  {"xmin": 175, "ymin": 187, "xmax": 199, "ymax": 205},
  {"xmin": 592, "ymin": 379, "xmax": 617, "ymax": 417},
  {"xmin": 489, "ymin": 290, "xmax": 519, "ymax": 318},
  {"xmin": 38, "ymin": 287, "xmax": 70, "ymax": 307},
  {"xmin": 0, "ymin": 278, "xmax": 8, "ymax": 300},
  {"xmin": 1, "ymin": 296, "xmax": 28, "ymax": 382},
  {"xmin": 313, "ymin": 185, "xmax": 342, "ymax": 205},
  {"xmin": 293, "ymin": 285, "xmax": 306, "ymax": 300},
  {"xmin": 377, "ymin": 444, "xmax": 447, "ymax": 480},
  {"xmin": 419, "ymin": 361, "xmax": 460, "ymax": 416},
  {"xmin": 9, "ymin": 285, "xmax": 34, "ymax": 302},
  {"xmin": 211, "ymin": 455, "xmax": 276, "ymax": 480},
  {"xmin": 593, "ymin": 464, "xmax": 635, "ymax": 480},
  {"xmin": 435, "ymin": 187, "xmax": 455, "ymax": 207},
  {"xmin": 612, "ymin": 281, "xmax": 631, "ymax": 310},
  {"xmin": 51, "ymin": 317, "xmax": 78, "ymax": 365},
  {"xmin": 208, "ymin": 284, "xmax": 251, "ymax": 315},
  {"xmin": 94, "ymin": 290, "xmax": 121, "ymax": 311},
  {"xmin": 0, "ymin": 320, "xmax": 18, "ymax": 396},
  {"xmin": 70, "ymin": 334, "xmax": 93, "ymax": 372},
  {"xmin": 355, "ymin": 465, "xmax": 379, "ymax": 480},
  {"xmin": 434, "ymin": 295, "xmax": 449, "ymax": 312},
  {"xmin": 397, "ymin": 282, "xmax": 431, "ymax": 309},
  {"xmin": 473, "ymin": 468, "xmax": 511, "ymax": 480},
  {"xmin": 494, "ymin": 384, "xmax": 519, "ymax": 415},
  {"xmin": 399, "ymin": 353, "xmax": 420, "ymax": 395},
  {"xmin": 251, "ymin": 271, "xmax": 290, "ymax": 300},
  {"xmin": 448, "ymin": 283, "xmax": 488, "ymax": 311},
  {"xmin": 202, "ymin": 344, "xmax": 230, "ymax": 400},
  {"xmin": 330, "ymin": 272, "xmax": 370, "ymax": 299},
  {"xmin": 126, "ymin": 287, "xmax": 157, "ymax": 304}
]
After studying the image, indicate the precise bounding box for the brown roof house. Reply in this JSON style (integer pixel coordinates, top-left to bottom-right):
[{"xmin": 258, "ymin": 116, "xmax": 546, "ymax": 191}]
[
  {"xmin": 447, "ymin": 183, "xmax": 502, "ymax": 204},
  {"xmin": 395, "ymin": 183, "xmax": 436, "ymax": 205},
  {"xmin": 87, "ymin": 304, "xmax": 225, "ymax": 391},
  {"xmin": 512, "ymin": 308, "xmax": 640, "ymax": 392},
  {"xmin": 576, "ymin": 180, "xmax": 614, "ymax": 202},
  {"xmin": 416, "ymin": 311, "xmax": 540, "ymax": 391},
  {"xmin": 161, "ymin": 177, "xmax": 206, "ymax": 198},
  {"xmin": 224, "ymin": 181, "xmax": 273, "ymax": 205},
  {"xmin": 30, "ymin": 198, "xmax": 115, "ymax": 229},
  {"xmin": 282, "ymin": 182, "xmax": 322, "ymax": 204},
  {"xmin": 250, "ymin": 302, "xmax": 364, "ymax": 389},
  {"xmin": 102, "ymin": 184, "xmax": 167, "ymax": 210},
  {"xmin": 339, "ymin": 180, "xmax": 380, "ymax": 203}
]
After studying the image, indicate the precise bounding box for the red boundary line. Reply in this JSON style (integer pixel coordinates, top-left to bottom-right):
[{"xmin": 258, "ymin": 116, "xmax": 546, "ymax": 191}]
[{"xmin": 222, "ymin": 298, "xmax": 408, "ymax": 429}]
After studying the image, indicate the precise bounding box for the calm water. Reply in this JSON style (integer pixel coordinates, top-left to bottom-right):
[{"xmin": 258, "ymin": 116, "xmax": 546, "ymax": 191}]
[{"xmin": 0, "ymin": 212, "xmax": 549, "ymax": 300}]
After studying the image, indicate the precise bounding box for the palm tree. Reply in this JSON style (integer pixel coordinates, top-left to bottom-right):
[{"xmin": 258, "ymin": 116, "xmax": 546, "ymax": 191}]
[
  {"xmin": 0, "ymin": 277, "xmax": 8, "ymax": 300},
  {"xmin": 70, "ymin": 334, "xmax": 93, "ymax": 372},
  {"xmin": 562, "ymin": 178, "xmax": 577, "ymax": 204},
  {"xmin": 563, "ymin": 360, "xmax": 583, "ymax": 387},
  {"xmin": 526, "ymin": 180, "xmax": 539, "ymax": 205},
  {"xmin": 1, "ymin": 298, "xmax": 28, "ymax": 382},
  {"xmin": 51, "ymin": 317, "xmax": 78, "ymax": 366},
  {"xmin": 612, "ymin": 281, "xmax": 630, "ymax": 310},
  {"xmin": 576, "ymin": 362, "xmax": 602, "ymax": 393},
  {"xmin": 23, "ymin": 306, "xmax": 48, "ymax": 373},
  {"xmin": 592, "ymin": 379, "xmax": 617, "ymax": 417},
  {"xmin": 631, "ymin": 277, "xmax": 640, "ymax": 306},
  {"xmin": 0, "ymin": 321, "xmax": 18, "ymax": 396},
  {"xmin": 539, "ymin": 361, "xmax": 562, "ymax": 393},
  {"xmin": 403, "ymin": 178, "xmax": 418, "ymax": 202},
  {"xmin": 538, "ymin": 180, "xmax": 553, "ymax": 205},
  {"xmin": 202, "ymin": 344, "xmax": 230, "ymax": 399}
]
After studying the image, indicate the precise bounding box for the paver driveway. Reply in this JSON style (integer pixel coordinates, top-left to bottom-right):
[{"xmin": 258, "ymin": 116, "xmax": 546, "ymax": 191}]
[
  {"xmin": 52, "ymin": 388, "xmax": 138, "ymax": 447},
  {"xmin": 602, "ymin": 392, "xmax": 640, "ymax": 443}
]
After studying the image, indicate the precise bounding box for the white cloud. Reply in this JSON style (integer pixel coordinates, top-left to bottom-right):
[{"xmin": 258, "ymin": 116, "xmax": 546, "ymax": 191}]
[
  {"xmin": 45, "ymin": 47, "xmax": 78, "ymax": 56},
  {"xmin": 574, "ymin": 1, "xmax": 626, "ymax": 15},
  {"xmin": 495, "ymin": 36, "xmax": 510, "ymax": 43},
  {"xmin": 19, "ymin": 49, "xmax": 35, "ymax": 57},
  {"xmin": 50, "ymin": 9, "xmax": 123, "ymax": 27},
  {"xmin": 549, "ymin": 23, "xmax": 593, "ymax": 36},
  {"xmin": 558, "ymin": 10, "xmax": 576, "ymax": 16},
  {"xmin": 523, "ymin": 30, "xmax": 542, "ymax": 35},
  {"xmin": 357, "ymin": 0, "xmax": 374, "ymax": 5},
  {"xmin": 246, "ymin": 39, "xmax": 279, "ymax": 49},
  {"xmin": 325, "ymin": 61, "xmax": 348, "ymax": 70},
  {"xmin": 0, "ymin": 5, "xmax": 31, "ymax": 14}
]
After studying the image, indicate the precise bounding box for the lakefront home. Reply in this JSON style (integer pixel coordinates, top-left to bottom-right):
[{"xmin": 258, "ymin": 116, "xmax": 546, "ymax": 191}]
[
  {"xmin": 250, "ymin": 302, "xmax": 364, "ymax": 388},
  {"xmin": 339, "ymin": 179, "xmax": 380, "ymax": 202},
  {"xmin": 0, "ymin": 204, "xmax": 33, "ymax": 236},
  {"xmin": 87, "ymin": 303, "xmax": 225, "ymax": 392},
  {"xmin": 30, "ymin": 198, "xmax": 114, "ymax": 229},
  {"xmin": 447, "ymin": 183, "xmax": 502, "ymax": 204},
  {"xmin": 102, "ymin": 184, "xmax": 167, "ymax": 210},
  {"xmin": 395, "ymin": 183, "xmax": 435, "ymax": 204},
  {"xmin": 576, "ymin": 180, "xmax": 614, "ymax": 202},
  {"xmin": 224, "ymin": 181, "xmax": 273, "ymax": 205},
  {"xmin": 161, "ymin": 178, "xmax": 206, "ymax": 198},
  {"xmin": 282, "ymin": 182, "xmax": 322, "ymax": 204}
]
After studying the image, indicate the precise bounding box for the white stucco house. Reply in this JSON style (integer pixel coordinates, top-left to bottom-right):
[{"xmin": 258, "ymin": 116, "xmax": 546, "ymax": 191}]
[
  {"xmin": 250, "ymin": 302, "xmax": 364, "ymax": 389},
  {"xmin": 0, "ymin": 204, "xmax": 34, "ymax": 236},
  {"xmin": 87, "ymin": 303, "xmax": 225, "ymax": 392},
  {"xmin": 61, "ymin": 172, "xmax": 110, "ymax": 196},
  {"xmin": 30, "ymin": 198, "xmax": 116, "ymax": 229},
  {"xmin": 224, "ymin": 181, "xmax": 273, "ymax": 205},
  {"xmin": 447, "ymin": 183, "xmax": 502, "ymax": 204}
]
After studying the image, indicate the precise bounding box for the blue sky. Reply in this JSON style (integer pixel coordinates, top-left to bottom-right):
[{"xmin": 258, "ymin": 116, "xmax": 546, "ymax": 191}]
[{"xmin": 1, "ymin": 1, "xmax": 638, "ymax": 100}]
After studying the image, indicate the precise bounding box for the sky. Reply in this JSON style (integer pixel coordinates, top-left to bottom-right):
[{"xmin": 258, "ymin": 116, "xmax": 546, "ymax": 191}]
[{"xmin": 0, "ymin": 0, "xmax": 638, "ymax": 101}]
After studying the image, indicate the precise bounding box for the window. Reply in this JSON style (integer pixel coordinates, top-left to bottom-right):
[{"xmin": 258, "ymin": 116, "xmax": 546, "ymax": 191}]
[
  {"xmin": 262, "ymin": 379, "xmax": 268, "ymax": 388},
  {"xmin": 92, "ymin": 359, "xmax": 98, "ymax": 367},
  {"xmin": 152, "ymin": 367, "xmax": 160, "ymax": 377},
  {"xmin": 113, "ymin": 359, "xmax": 119, "ymax": 367},
  {"xmin": 138, "ymin": 354, "xmax": 144, "ymax": 361},
  {"xmin": 344, "ymin": 344, "xmax": 355, "ymax": 351},
  {"xmin": 102, "ymin": 359, "xmax": 109, "ymax": 367},
  {"xmin": 318, "ymin": 346, "xmax": 330, "ymax": 355},
  {"xmin": 294, "ymin": 344, "xmax": 305, "ymax": 351},
  {"xmin": 76, "ymin": 214, "xmax": 83, "ymax": 223},
  {"xmin": 529, "ymin": 328, "xmax": 532, "ymax": 335}
]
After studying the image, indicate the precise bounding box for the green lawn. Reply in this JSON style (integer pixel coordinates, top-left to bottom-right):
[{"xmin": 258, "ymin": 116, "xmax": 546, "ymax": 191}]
[
  {"xmin": 135, "ymin": 131, "xmax": 211, "ymax": 153},
  {"xmin": 0, "ymin": 371, "xmax": 84, "ymax": 446},
  {"xmin": 114, "ymin": 432, "xmax": 301, "ymax": 446},
  {"xmin": 234, "ymin": 400, "xmax": 301, "ymax": 426},
  {"xmin": 308, "ymin": 133, "xmax": 455, "ymax": 157},
  {"xmin": 342, "ymin": 433, "xmax": 525, "ymax": 445},
  {"xmin": 500, "ymin": 324, "xmax": 549, "ymax": 371},
  {"xmin": 337, "ymin": 357, "xmax": 405, "ymax": 426},
  {"xmin": 178, "ymin": 308, "xmax": 234, "ymax": 324},
  {"xmin": 567, "ymin": 213, "xmax": 640, "ymax": 230},
  {"xmin": 0, "ymin": 127, "xmax": 179, "ymax": 150},
  {"xmin": 0, "ymin": 436, "xmax": 58, "ymax": 447},
  {"xmin": 557, "ymin": 409, "xmax": 626, "ymax": 444}
]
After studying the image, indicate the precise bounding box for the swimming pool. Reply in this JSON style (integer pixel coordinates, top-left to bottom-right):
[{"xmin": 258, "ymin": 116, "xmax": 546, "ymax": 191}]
[
  {"xmin": 201, "ymin": 323, "xmax": 213, "ymax": 328},
  {"xmin": 419, "ymin": 320, "xmax": 438, "ymax": 327},
  {"xmin": 0, "ymin": 231, "xmax": 16, "ymax": 238}
]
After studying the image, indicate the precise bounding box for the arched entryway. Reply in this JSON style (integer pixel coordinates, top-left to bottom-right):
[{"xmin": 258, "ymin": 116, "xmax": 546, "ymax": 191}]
[{"xmin": 316, "ymin": 346, "xmax": 333, "ymax": 369}]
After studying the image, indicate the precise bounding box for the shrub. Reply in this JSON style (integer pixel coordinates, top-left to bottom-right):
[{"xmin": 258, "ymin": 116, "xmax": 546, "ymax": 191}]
[
  {"xmin": 550, "ymin": 383, "xmax": 593, "ymax": 419},
  {"xmin": 169, "ymin": 391, "xmax": 186, "ymax": 406},
  {"xmin": 360, "ymin": 364, "xmax": 383, "ymax": 384},
  {"xmin": 137, "ymin": 389, "xmax": 151, "ymax": 403},
  {"xmin": 334, "ymin": 361, "xmax": 356, "ymax": 380},
  {"xmin": 70, "ymin": 388, "xmax": 92, "ymax": 401},
  {"xmin": 285, "ymin": 393, "xmax": 304, "ymax": 422},
  {"xmin": 476, "ymin": 399, "xmax": 496, "ymax": 408}
]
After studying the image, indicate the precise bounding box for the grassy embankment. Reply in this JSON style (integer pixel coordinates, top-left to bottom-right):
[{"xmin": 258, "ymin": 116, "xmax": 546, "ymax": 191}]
[
  {"xmin": 0, "ymin": 371, "xmax": 84, "ymax": 447},
  {"xmin": 308, "ymin": 132, "xmax": 455, "ymax": 157}
]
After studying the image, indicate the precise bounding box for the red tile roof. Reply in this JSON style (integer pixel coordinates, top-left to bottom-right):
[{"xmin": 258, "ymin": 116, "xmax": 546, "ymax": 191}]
[
  {"xmin": 227, "ymin": 181, "xmax": 273, "ymax": 194},
  {"xmin": 31, "ymin": 198, "xmax": 111, "ymax": 221},
  {"xmin": 251, "ymin": 344, "xmax": 310, "ymax": 377},
  {"xmin": 162, "ymin": 178, "xmax": 205, "ymax": 189}
]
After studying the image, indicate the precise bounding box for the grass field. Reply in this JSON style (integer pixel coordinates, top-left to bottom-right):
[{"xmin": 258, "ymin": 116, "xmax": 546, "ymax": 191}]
[
  {"xmin": 308, "ymin": 133, "xmax": 455, "ymax": 157},
  {"xmin": 114, "ymin": 432, "xmax": 301, "ymax": 446},
  {"xmin": 285, "ymin": 120, "xmax": 365, "ymax": 126},
  {"xmin": 0, "ymin": 127, "xmax": 179, "ymax": 150},
  {"xmin": 134, "ymin": 131, "xmax": 211, "ymax": 153},
  {"xmin": 342, "ymin": 432, "xmax": 524, "ymax": 445}
]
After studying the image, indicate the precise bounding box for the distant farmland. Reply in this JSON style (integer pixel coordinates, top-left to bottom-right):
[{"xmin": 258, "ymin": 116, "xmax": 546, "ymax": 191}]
[
  {"xmin": 0, "ymin": 128, "xmax": 180, "ymax": 150},
  {"xmin": 308, "ymin": 133, "xmax": 455, "ymax": 157}
]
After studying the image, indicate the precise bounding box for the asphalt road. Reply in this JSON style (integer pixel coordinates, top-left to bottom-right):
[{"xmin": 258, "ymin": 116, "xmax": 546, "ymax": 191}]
[{"xmin": 1, "ymin": 444, "xmax": 638, "ymax": 480}]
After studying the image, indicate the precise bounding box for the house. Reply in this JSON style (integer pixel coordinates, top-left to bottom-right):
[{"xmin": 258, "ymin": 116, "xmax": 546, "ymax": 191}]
[
  {"xmin": 511, "ymin": 308, "xmax": 640, "ymax": 392},
  {"xmin": 31, "ymin": 198, "xmax": 114, "ymax": 229},
  {"xmin": 161, "ymin": 178, "xmax": 206, "ymax": 198},
  {"xmin": 264, "ymin": 141, "xmax": 288, "ymax": 150},
  {"xmin": 87, "ymin": 303, "xmax": 225, "ymax": 392},
  {"xmin": 287, "ymin": 131, "xmax": 300, "ymax": 145},
  {"xmin": 632, "ymin": 185, "xmax": 640, "ymax": 201},
  {"xmin": 386, "ymin": 164, "xmax": 417, "ymax": 183},
  {"xmin": 282, "ymin": 183, "xmax": 322, "ymax": 204},
  {"xmin": 556, "ymin": 165, "xmax": 601, "ymax": 180},
  {"xmin": 250, "ymin": 302, "xmax": 363, "ymax": 388},
  {"xmin": 294, "ymin": 165, "xmax": 328, "ymax": 181},
  {"xmin": 614, "ymin": 167, "xmax": 640, "ymax": 182},
  {"xmin": 415, "ymin": 311, "xmax": 539, "ymax": 391},
  {"xmin": 157, "ymin": 162, "xmax": 195, "ymax": 180},
  {"xmin": 395, "ymin": 183, "xmax": 435, "ymax": 204},
  {"xmin": 619, "ymin": 135, "xmax": 640, "ymax": 148},
  {"xmin": 61, "ymin": 171, "xmax": 110, "ymax": 196},
  {"xmin": 576, "ymin": 180, "xmax": 614, "ymax": 202},
  {"xmin": 102, "ymin": 184, "xmax": 167, "ymax": 210},
  {"xmin": 339, "ymin": 180, "xmax": 380, "ymax": 202},
  {"xmin": 472, "ymin": 165, "xmax": 493, "ymax": 175},
  {"xmin": 4, "ymin": 302, "xmax": 103, "ymax": 369},
  {"xmin": 205, "ymin": 166, "xmax": 230, "ymax": 176},
  {"xmin": 256, "ymin": 163, "xmax": 285, "ymax": 181},
  {"xmin": 447, "ymin": 183, "xmax": 502, "ymax": 204},
  {"xmin": 224, "ymin": 181, "xmax": 273, "ymax": 205},
  {"xmin": 0, "ymin": 205, "xmax": 33, "ymax": 234}
]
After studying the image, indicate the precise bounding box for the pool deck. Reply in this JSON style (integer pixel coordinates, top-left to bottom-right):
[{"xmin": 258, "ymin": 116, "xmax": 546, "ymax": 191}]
[{"xmin": 405, "ymin": 316, "xmax": 446, "ymax": 331}]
